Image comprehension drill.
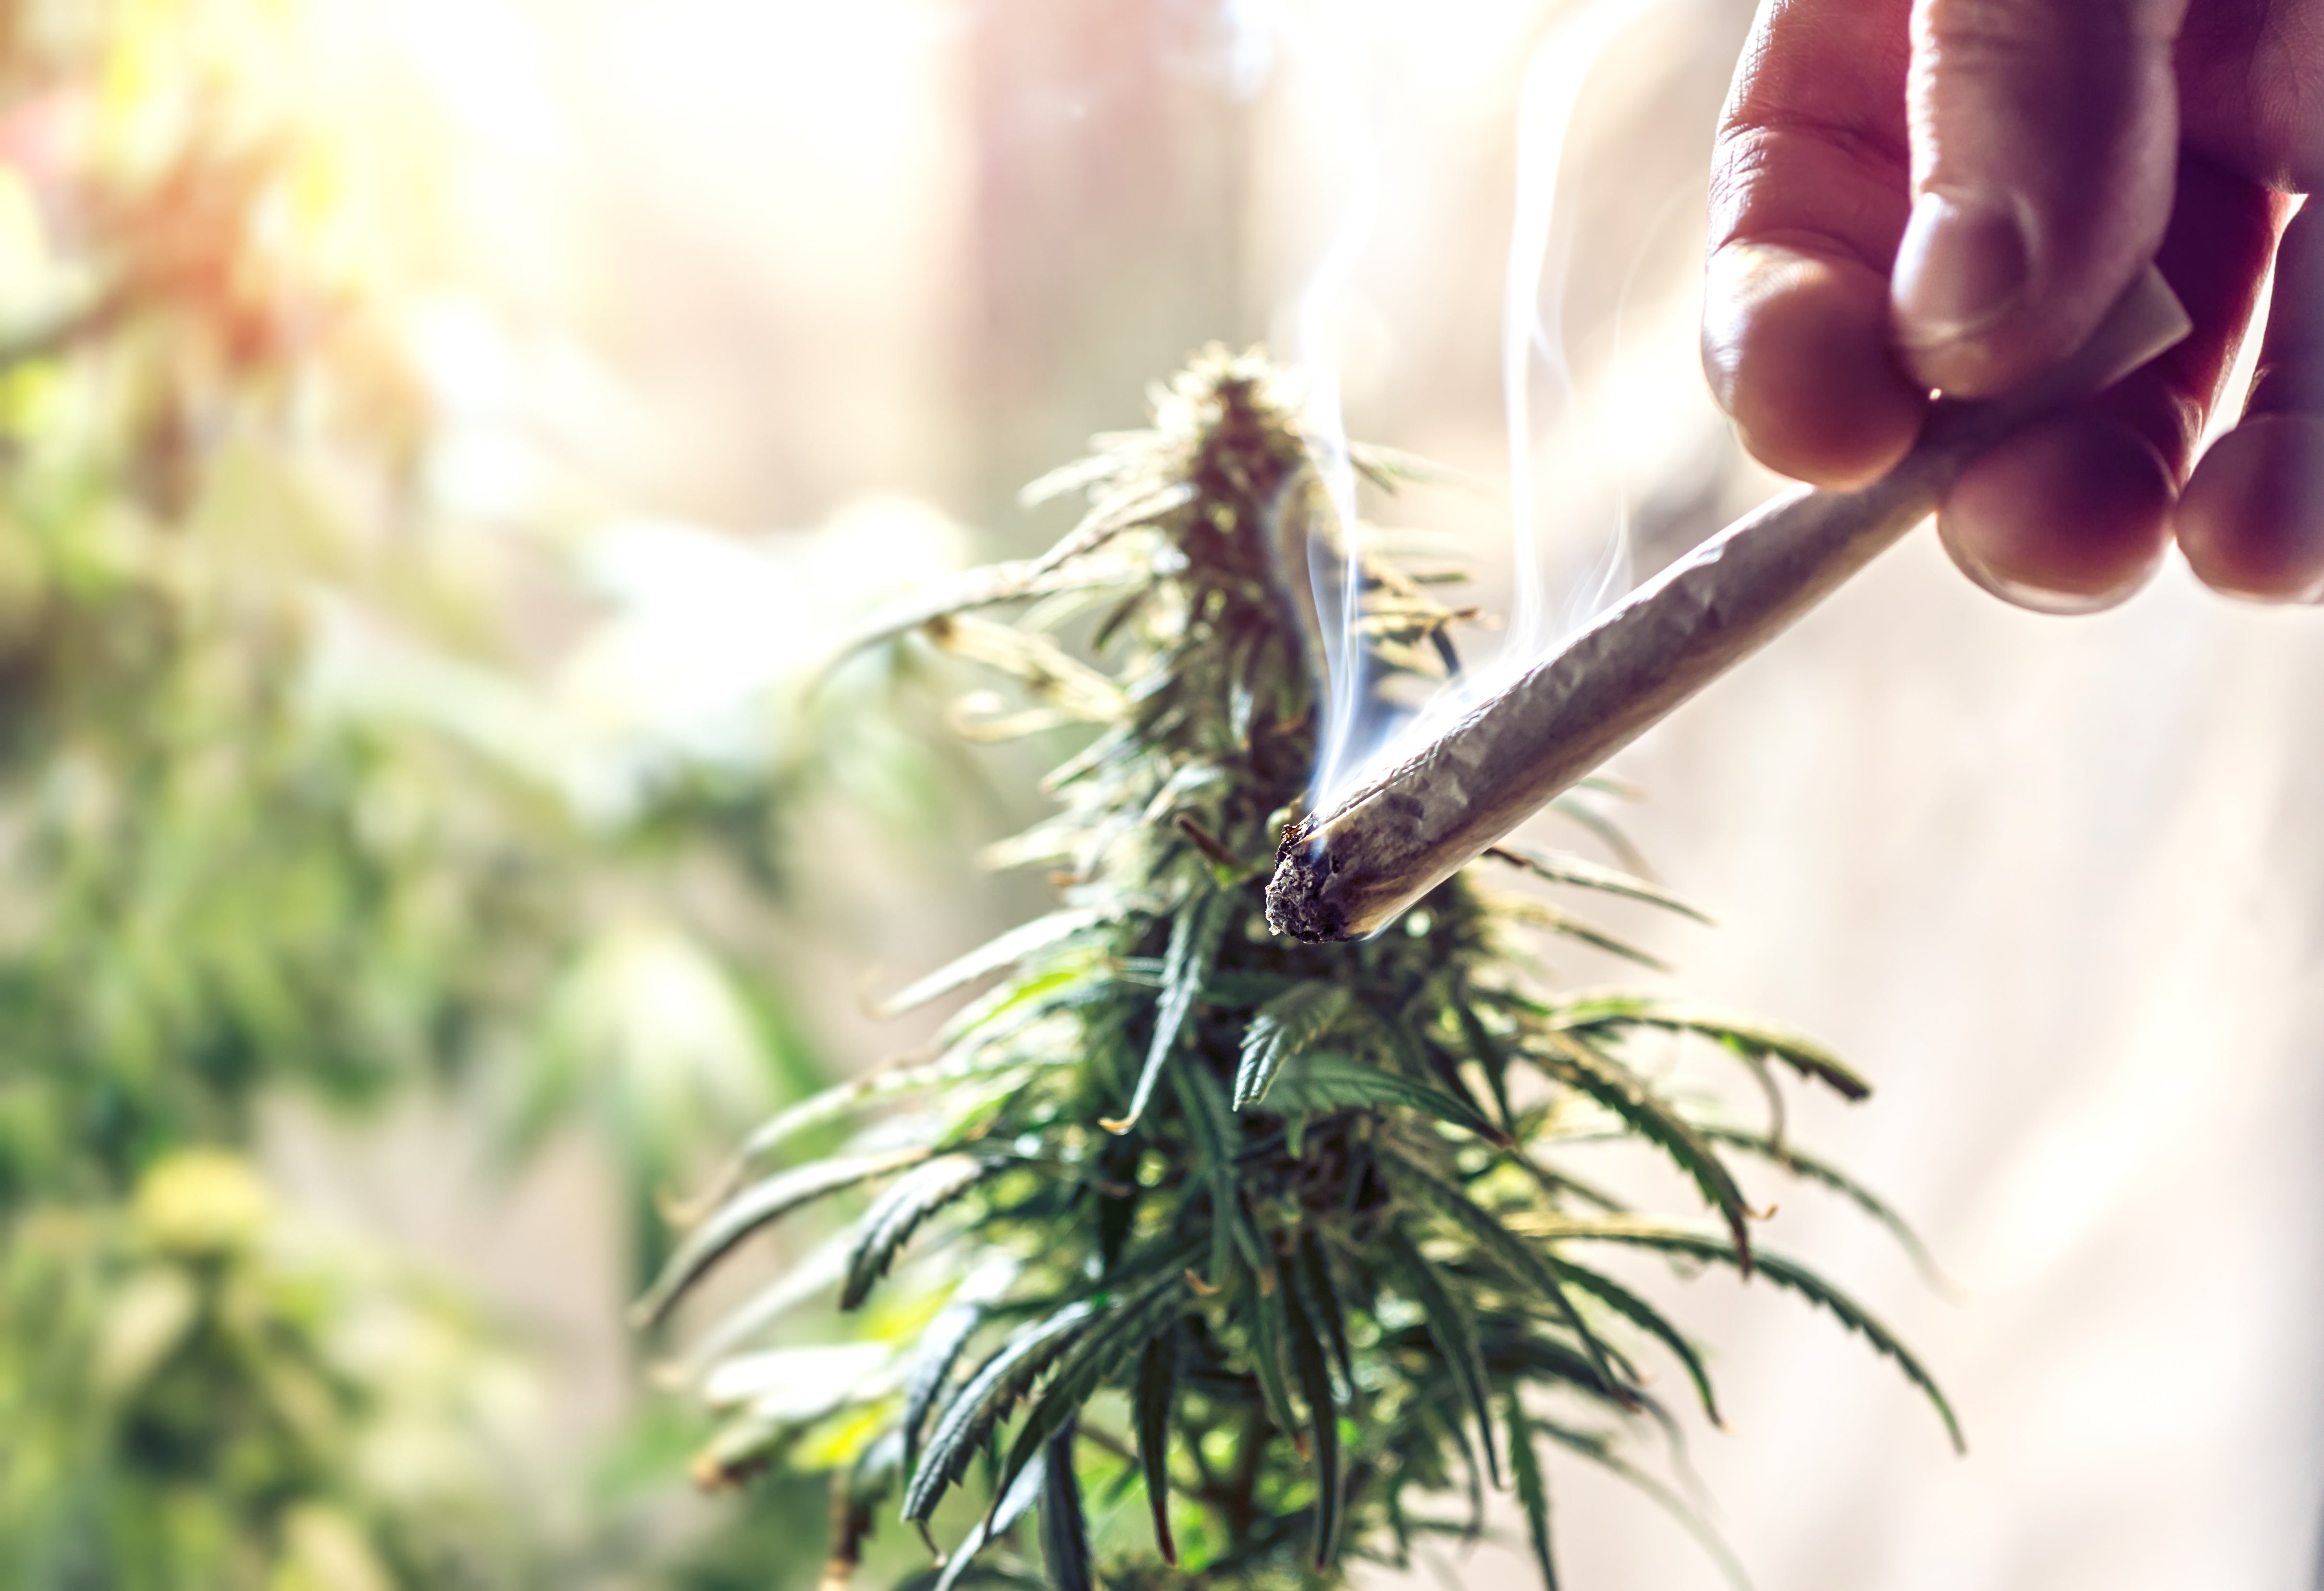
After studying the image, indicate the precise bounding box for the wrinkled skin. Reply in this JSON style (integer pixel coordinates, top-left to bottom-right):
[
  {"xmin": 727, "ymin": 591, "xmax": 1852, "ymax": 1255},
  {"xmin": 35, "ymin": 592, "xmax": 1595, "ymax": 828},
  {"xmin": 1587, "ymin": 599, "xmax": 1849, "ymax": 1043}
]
[{"xmin": 1705, "ymin": 0, "xmax": 2324, "ymax": 610}]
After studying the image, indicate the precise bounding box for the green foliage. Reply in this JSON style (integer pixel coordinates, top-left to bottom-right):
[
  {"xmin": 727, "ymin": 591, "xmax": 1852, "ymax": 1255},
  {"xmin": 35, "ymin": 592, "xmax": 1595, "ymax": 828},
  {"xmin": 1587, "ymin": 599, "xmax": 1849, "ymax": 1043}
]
[
  {"xmin": 655, "ymin": 350, "xmax": 1957, "ymax": 1587},
  {"xmin": 0, "ymin": 556, "xmax": 571, "ymax": 1203},
  {"xmin": 0, "ymin": 7, "xmax": 853, "ymax": 1584},
  {"xmin": 0, "ymin": 1150, "xmax": 538, "ymax": 1589},
  {"xmin": 0, "ymin": 0, "xmax": 566, "ymax": 1206}
]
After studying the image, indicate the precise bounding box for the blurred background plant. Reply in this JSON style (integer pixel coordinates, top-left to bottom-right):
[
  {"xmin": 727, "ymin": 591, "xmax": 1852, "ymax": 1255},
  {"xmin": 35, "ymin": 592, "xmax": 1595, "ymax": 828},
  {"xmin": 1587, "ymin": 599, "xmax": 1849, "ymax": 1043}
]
[
  {"xmin": 0, "ymin": 1149, "xmax": 540, "ymax": 1588},
  {"xmin": 0, "ymin": 0, "xmax": 966, "ymax": 1583}
]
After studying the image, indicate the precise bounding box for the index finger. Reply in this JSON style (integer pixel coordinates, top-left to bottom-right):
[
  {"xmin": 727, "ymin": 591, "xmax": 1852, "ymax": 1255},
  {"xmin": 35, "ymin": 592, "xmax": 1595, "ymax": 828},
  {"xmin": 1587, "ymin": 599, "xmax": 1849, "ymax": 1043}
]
[{"xmin": 1704, "ymin": 0, "xmax": 1925, "ymax": 488}]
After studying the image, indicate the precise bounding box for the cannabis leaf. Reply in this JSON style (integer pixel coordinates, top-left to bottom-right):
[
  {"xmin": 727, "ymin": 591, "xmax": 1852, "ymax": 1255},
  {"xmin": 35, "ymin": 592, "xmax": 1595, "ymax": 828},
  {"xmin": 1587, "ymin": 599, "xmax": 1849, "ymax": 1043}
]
[
  {"xmin": 1102, "ymin": 887, "xmax": 1232, "ymax": 1133},
  {"xmin": 1234, "ymin": 981, "xmax": 1351, "ymax": 1108}
]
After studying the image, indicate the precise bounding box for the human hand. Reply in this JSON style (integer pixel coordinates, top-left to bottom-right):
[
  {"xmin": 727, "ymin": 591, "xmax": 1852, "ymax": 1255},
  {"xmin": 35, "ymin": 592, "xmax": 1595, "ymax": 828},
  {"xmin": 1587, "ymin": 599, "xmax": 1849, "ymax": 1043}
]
[{"xmin": 1703, "ymin": 0, "xmax": 2324, "ymax": 609}]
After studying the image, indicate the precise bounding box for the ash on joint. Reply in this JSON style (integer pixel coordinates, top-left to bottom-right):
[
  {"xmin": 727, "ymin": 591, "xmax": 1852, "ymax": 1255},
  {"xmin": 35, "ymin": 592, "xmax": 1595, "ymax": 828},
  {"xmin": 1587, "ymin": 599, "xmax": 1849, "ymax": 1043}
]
[{"xmin": 1264, "ymin": 819, "xmax": 1349, "ymax": 943}]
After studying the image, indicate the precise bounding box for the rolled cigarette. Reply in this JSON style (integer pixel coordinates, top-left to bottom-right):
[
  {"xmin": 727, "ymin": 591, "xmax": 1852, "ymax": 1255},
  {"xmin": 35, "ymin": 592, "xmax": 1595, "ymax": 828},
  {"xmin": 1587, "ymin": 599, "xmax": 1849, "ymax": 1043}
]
[{"xmin": 1266, "ymin": 265, "xmax": 2191, "ymax": 943}]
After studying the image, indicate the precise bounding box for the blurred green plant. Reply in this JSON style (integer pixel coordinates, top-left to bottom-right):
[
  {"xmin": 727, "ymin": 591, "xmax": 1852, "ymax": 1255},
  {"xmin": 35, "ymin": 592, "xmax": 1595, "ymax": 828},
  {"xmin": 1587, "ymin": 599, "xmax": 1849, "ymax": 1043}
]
[
  {"xmin": 0, "ymin": 1149, "xmax": 539, "ymax": 1589},
  {"xmin": 0, "ymin": 0, "xmax": 536, "ymax": 1197},
  {"xmin": 0, "ymin": 527, "xmax": 580, "ymax": 1201},
  {"xmin": 0, "ymin": 0, "xmax": 863, "ymax": 1242},
  {"xmin": 653, "ymin": 351, "xmax": 1960, "ymax": 1589},
  {"xmin": 0, "ymin": 5, "xmax": 869, "ymax": 1586}
]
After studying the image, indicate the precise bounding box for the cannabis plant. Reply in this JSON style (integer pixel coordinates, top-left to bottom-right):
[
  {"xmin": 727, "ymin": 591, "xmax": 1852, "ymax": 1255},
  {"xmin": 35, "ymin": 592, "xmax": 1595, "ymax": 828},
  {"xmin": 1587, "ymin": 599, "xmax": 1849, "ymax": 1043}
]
[
  {"xmin": 0, "ymin": 1150, "xmax": 539, "ymax": 1589},
  {"xmin": 643, "ymin": 350, "xmax": 1958, "ymax": 1589}
]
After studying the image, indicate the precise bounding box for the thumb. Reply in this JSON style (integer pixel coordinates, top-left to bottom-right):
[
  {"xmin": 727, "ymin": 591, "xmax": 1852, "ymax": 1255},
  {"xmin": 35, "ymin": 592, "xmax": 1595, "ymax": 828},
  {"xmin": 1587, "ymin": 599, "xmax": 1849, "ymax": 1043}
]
[{"xmin": 1892, "ymin": 0, "xmax": 2186, "ymax": 396}]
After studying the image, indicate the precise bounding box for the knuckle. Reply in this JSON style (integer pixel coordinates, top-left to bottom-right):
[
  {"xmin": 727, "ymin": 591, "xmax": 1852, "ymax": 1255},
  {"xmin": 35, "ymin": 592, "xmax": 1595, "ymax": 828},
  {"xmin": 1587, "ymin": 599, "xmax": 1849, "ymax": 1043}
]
[
  {"xmin": 1706, "ymin": 124, "xmax": 1912, "ymax": 263},
  {"xmin": 1722, "ymin": 110, "xmax": 1911, "ymax": 177},
  {"xmin": 1912, "ymin": 0, "xmax": 2165, "ymax": 61}
]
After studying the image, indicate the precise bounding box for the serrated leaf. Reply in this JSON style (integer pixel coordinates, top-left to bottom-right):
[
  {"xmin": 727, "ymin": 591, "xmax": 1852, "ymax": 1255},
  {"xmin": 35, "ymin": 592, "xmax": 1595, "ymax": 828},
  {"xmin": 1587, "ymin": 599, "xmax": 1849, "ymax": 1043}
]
[
  {"xmin": 1380, "ymin": 1222, "xmax": 1498, "ymax": 1488},
  {"xmin": 1369, "ymin": 1004, "xmax": 1500, "ymax": 1130},
  {"xmin": 1527, "ymin": 1215, "xmax": 1963, "ymax": 1453},
  {"xmin": 881, "ymin": 908, "xmax": 1113, "ymax": 1019},
  {"xmin": 684, "ymin": 996, "xmax": 1073, "ymax": 1194},
  {"xmin": 1380, "ymin": 1149, "xmax": 1626, "ymax": 1399},
  {"xmin": 1493, "ymin": 895, "xmax": 1671, "ymax": 971},
  {"xmin": 1550, "ymin": 1258, "xmax": 1721, "ymax": 1425},
  {"xmin": 1494, "ymin": 1330, "xmax": 1649, "ymax": 1409},
  {"xmin": 931, "ymin": 1446, "xmax": 1049, "ymax": 1591},
  {"xmin": 934, "ymin": 950, "xmax": 1114, "ymax": 1048},
  {"xmin": 634, "ymin": 1149, "xmax": 928, "ymax": 1329},
  {"xmin": 1296, "ymin": 1230, "xmax": 1353, "ymax": 1394},
  {"xmin": 984, "ymin": 1266, "xmax": 1190, "ymax": 1527},
  {"xmin": 1483, "ymin": 845, "xmax": 1714, "ymax": 923},
  {"xmin": 904, "ymin": 1299, "xmax": 1101, "ymax": 1523},
  {"xmin": 1505, "ymin": 1390, "xmax": 1560, "ymax": 1591},
  {"xmin": 1348, "ymin": 440, "xmax": 1483, "ymax": 494},
  {"xmin": 1038, "ymin": 1416, "xmax": 1094, "ymax": 1591},
  {"xmin": 1265, "ymin": 1053, "xmax": 1507, "ymax": 1144},
  {"xmin": 1234, "ymin": 982, "xmax": 1351, "ymax": 1109},
  {"xmin": 1454, "ymin": 997, "xmax": 1517, "ymax": 1133},
  {"xmin": 1534, "ymin": 1030, "xmax": 1752, "ymax": 1267},
  {"xmin": 842, "ymin": 1154, "xmax": 1010, "ymax": 1310},
  {"xmin": 1030, "ymin": 479, "xmax": 1198, "ymax": 573},
  {"xmin": 1435, "ymin": 1400, "xmax": 1489, "ymax": 1540},
  {"xmin": 1280, "ymin": 1254, "xmax": 1343, "ymax": 1567},
  {"xmin": 1169, "ymin": 1062, "xmax": 1245, "ymax": 1289},
  {"xmin": 1694, "ymin": 1122, "xmax": 1956, "ymax": 1294},
  {"xmin": 823, "ymin": 558, "xmax": 1142, "ymax": 681},
  {"xmin": 1245, "ymin": 1258, "xmax": 1302, "ymax": 1441},
  {"xmin": 1552, "ymin": 995, "xmax": 1869, "ymax": 1102},
  {"xmin": 1103, "ymin": 889, "xmax": 1233, "ymax": 1133},
  {"xmin": 903, "ymin": 1299, "xmax": 989, "ymax": 1477},
  {"xmin": 1135, "ymin": 1330, "xmax": 1178, "ymax": 1565},
  {"xmin": 1019, "ymin": 447, "xmax": 1127, "ymax": 507},
  {"xmin": 705, "ymin": 1083, "xmax": 883, "ymax": 1205},
  {"xmin": 1546, "ymin": 790, "xmax": 1653, "ymax": 876},
  {"xmin": 672, "ymin": 1227, "xmax": 851, "ymax": 1375},
  {"xmin": 923, "ymin": 612, "xmax": 1125, "ymax": 721}
]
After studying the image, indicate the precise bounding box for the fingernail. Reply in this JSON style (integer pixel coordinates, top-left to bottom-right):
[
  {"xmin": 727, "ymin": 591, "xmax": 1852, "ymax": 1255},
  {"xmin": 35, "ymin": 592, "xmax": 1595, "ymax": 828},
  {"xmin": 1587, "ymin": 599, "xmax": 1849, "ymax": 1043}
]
[{"xmin": 1892, "ymin": 188, "xmax": 2031, "ymax": 352}]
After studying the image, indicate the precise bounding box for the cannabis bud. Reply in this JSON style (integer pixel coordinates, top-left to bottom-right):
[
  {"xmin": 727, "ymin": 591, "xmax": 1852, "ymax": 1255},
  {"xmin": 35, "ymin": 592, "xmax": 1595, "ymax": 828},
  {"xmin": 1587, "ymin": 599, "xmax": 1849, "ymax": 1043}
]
[{"xmin": 640, "ymin": 350, "xmax": 1957, "ymax": 1591}]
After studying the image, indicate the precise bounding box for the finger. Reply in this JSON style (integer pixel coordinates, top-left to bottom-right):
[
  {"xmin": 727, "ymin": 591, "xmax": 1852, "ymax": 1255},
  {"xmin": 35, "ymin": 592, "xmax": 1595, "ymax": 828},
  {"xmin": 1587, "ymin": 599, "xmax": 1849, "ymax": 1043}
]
[
  {"xmin": 1704, "ymin": 0, "xmax": 1926, "ymax": 487},
  {"xmin": 1892, "ymin": 0, "xmax": 2188, "ymax": 397},
  {"xmin": 1938, "ymin": 150, "xmax": 2283, "ymax": 610},
  {"xmin": 2176, "ymin": 3, "xmax": 2324, "ymax": 195},
  {"xmin": 2176, "ymin": 199, "xmax": 2324, "ymax": 601},
  {"xmin": 1936, "ymin": 411, "xmax": 2175, "ymax": 611}
]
